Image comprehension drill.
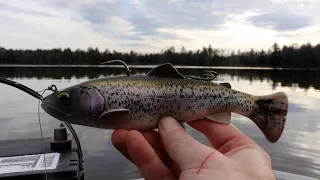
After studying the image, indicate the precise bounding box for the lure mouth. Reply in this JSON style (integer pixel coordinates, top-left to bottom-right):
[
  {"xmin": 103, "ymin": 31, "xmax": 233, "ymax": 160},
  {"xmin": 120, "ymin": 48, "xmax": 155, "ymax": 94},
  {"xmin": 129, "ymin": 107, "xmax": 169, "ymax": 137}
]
[{"xmin": 41, "ymin": 102, "xmax": 72, "ymax": 119}]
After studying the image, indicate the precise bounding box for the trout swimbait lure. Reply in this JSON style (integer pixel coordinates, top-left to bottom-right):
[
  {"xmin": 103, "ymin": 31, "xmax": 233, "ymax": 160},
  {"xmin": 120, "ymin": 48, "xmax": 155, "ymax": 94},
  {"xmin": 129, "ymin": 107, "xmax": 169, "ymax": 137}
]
[{"xmin": 41, "ymin": 62, "xmax": 288, "ymax": 143}]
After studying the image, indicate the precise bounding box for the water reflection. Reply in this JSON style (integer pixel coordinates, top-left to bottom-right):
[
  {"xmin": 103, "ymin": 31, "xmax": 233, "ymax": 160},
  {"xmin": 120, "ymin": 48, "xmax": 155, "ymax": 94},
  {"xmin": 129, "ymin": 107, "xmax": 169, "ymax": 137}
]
[
  {"xmin": 1, "ymin": 67, "xmax": 320, "ymax": 91},
  {"xmin": 0, "ymin": 67, "xmax": 319, "ymax": 179}
]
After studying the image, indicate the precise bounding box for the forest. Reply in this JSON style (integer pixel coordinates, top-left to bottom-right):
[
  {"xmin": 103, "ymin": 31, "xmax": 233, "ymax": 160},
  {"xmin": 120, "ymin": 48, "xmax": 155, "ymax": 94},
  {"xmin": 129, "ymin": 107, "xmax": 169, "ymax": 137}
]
[{"xmin": 0, "ymin": 42, "xmax": 319, "ymax": 68}]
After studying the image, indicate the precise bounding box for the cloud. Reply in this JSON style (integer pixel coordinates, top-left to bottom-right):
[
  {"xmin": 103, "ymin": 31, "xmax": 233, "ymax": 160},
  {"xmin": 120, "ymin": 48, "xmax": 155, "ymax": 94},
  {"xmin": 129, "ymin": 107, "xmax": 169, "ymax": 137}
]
[
  {"xmin": 0, "ymin": 2, "xmax": 55, "ymax": 17},
  {"xmin": 126, "ymin": 43, "xmax": 158, "ymax": 49},
  {"xmin": 0, "ymin": 0, "xmax": 320, "ymax": 53},
  {"xmin": 248, "ymin": 10, "xmax": 313, "ymax": 31},
  {"xmin": 78, "ymin": 0, "xmax": 178, "ymax": 40},
  {"xmin": 130, "ymin": 0, "xmax": 228, "ymax": 30},
  {"xmin": 81, "ymin": 2, "xmax": 109, "ymax": 25}
]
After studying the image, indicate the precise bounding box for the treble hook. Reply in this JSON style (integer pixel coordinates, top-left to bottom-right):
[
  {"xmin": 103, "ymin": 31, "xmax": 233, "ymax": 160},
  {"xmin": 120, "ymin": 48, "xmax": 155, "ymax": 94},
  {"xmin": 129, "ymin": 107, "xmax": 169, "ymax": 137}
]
[
  {"xmin": 100, "ymin": 60, "xmax": 131, "ymax": 76},
  {"xmin": 185, "ymin": 70, "xmax": 218, "ymax": 81}
]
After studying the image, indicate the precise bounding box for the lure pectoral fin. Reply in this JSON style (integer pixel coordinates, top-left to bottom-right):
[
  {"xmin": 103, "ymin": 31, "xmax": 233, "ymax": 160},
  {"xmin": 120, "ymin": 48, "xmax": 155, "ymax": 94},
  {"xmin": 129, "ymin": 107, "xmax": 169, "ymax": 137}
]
[{"xmin": 97, "ymin": 109, "xmax": 130, "ymax": 122}]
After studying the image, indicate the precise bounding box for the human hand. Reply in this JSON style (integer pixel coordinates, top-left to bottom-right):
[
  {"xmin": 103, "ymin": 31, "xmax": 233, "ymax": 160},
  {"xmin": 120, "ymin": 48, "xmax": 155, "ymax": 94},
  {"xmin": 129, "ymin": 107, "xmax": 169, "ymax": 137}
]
[{"xmin": 111, "ymin": 116, "xmax": 276, "ymax": 180}]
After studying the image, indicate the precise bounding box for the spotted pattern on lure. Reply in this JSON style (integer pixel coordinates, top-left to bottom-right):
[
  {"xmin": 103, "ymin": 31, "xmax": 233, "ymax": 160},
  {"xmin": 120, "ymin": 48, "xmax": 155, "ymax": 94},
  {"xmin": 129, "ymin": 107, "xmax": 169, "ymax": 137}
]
[{"xmin": 41, "ymin": 63, "xmax": 289, "ymax": 143}]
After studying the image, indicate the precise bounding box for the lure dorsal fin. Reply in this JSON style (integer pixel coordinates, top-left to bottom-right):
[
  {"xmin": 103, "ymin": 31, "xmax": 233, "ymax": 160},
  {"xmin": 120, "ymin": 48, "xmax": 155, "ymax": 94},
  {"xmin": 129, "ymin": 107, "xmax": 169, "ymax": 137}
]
[
  {"xmin": 219, "ymin": 82, "xmax": 231, "ymax": 89},
  {"xmin": 147, "ymin": 63, "xmax": 185, "ymax": 79}
]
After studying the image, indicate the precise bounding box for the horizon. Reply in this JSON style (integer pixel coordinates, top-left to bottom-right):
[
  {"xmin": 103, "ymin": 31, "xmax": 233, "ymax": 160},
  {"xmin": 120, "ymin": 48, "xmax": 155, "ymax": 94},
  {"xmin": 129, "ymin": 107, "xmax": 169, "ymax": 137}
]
[{"xmin": 1, "ymin": 0, "xmax": 320, "ymax": 54}]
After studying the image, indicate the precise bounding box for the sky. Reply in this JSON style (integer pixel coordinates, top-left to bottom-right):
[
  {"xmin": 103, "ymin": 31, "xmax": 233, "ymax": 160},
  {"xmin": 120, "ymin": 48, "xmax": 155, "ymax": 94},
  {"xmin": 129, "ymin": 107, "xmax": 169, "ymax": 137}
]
[{"xmin": 0, "ymin": 0, "xmax": 319, "ymax": 53}]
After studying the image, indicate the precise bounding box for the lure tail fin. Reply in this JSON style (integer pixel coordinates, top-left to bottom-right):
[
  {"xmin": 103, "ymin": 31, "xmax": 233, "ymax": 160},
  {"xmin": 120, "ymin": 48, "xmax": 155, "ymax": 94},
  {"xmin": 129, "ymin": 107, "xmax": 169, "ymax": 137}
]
[{"xmin": 250, "ymin": 92, "xmax": 288, "ymax": 143}]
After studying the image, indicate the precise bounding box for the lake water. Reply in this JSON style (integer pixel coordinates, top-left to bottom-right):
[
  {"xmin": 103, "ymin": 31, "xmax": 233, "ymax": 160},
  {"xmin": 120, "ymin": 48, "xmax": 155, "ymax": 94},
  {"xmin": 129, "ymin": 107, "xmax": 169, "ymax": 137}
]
[{"xmin": 0, "ymin": 66, "xmax": 320, "ymax": 179}]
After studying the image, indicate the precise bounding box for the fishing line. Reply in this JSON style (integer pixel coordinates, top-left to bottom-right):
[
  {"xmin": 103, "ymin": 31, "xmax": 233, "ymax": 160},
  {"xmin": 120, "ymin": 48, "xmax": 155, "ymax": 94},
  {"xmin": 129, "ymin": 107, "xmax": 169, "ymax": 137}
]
[
  {"xmin": 36, "ymin": 85, "xmax": 57, "ymax": 180},
  {"xmin": 38, "ymin": 90, "xmax": 48, "ymax": 180}
]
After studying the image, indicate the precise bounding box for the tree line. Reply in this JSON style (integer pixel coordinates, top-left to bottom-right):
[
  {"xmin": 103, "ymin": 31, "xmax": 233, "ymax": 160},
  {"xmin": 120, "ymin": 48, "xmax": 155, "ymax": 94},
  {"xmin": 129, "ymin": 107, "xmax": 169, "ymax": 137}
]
[{"xmin": 0, "ymin": 42, "xmax": 320, "ymax": 68}]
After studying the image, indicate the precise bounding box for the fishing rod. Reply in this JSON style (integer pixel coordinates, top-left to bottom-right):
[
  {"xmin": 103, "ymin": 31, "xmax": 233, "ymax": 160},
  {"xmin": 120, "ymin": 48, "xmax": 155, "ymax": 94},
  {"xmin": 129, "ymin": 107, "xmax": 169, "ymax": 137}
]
[
  {"xmin": 0, "ymin": 77, "xmax": 84, "ymax": 170},
  {"xmin": 0, "ymin": 77, "xmax": 44, "ymax": 100}
]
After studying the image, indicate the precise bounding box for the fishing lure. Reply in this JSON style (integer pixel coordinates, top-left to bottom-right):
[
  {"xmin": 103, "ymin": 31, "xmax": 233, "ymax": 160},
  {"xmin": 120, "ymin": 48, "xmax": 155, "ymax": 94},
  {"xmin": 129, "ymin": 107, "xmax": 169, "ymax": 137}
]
[{"xmin": 41, "ymin": 61, "xmax": 289, "ymax": 143}]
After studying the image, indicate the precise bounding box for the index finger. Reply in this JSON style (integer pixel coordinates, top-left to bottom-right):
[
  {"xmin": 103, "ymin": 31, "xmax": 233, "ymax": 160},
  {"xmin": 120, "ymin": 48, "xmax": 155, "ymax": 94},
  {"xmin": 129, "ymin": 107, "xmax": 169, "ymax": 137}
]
[{"xmin": 187, "ymin": 118, "xmax": 258, "ymax": 154}]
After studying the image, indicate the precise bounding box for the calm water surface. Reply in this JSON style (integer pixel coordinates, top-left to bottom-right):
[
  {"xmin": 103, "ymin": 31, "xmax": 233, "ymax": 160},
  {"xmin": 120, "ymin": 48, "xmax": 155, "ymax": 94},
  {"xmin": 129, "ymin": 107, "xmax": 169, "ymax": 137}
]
[{"xmin": 0, "ymin": 67, "xmax": 319, "ymax": 179}]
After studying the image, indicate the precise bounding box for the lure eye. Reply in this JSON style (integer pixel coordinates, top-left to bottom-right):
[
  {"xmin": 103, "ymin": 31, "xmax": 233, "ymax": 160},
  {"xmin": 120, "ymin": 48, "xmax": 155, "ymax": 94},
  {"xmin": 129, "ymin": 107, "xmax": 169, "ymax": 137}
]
[{"xmin": 57, "ymin": 91, "xmax": 70, "ymax": 104}]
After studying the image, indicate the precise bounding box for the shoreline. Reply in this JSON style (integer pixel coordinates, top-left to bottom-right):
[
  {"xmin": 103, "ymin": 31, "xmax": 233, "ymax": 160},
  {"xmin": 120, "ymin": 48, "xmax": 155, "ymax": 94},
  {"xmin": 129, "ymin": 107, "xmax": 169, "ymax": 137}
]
[{"xmin": 0, "ymin": 64, "xmax": 319, "ymax": 70}]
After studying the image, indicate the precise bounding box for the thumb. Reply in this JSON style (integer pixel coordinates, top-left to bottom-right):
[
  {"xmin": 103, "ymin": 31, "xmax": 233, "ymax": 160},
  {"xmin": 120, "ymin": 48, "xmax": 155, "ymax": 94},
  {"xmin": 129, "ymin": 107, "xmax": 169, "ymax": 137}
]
[{"xmin": 158, "ymin": 116, "xmax": 226, "ymax": 171}]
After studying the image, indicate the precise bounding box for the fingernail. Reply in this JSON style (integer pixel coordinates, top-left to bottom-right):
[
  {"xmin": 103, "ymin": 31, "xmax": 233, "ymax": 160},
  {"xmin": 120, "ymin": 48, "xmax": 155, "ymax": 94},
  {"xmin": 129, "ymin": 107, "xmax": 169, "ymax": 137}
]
[{"xmin": 159, "ymin": 116, "xmax": 182, "ymax": 134}]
